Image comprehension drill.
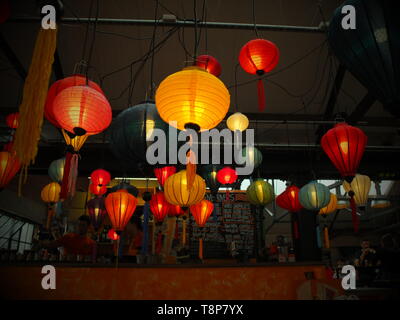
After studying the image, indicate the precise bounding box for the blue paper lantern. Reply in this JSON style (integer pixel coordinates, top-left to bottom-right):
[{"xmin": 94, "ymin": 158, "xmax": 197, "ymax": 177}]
[
  {"xmin": 299, "ymin": 181, "xmax": 330, "ymax": 211},
  {"xmin": 48, "ymin": 157, "xmax": 66, "ymax": 182}
]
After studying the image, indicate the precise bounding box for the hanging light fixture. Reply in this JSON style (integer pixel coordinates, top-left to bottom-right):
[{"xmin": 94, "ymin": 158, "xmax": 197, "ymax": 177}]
[
  {"xmin": 276, "ymin": 185, "xmax": 303, "ymax": 212},
  {"xmin": 226, "ymin": 112, "xmax": 249, "ymax": 132},
  {"xmin": 246, "ymin": 179, "xmax": 274, "ymax": 206},
  {"xmin": 154, "ymin": 166, "xmax": 176, "ymax": 188},
  {"xmin": 105, "ymin": 189, "xmax": 138, "ymax": 234},
  {"xmin": 216, "ymin": 167, "xmax": 238, "ymax": 185},
  {"xmin": 298, "ymin": 181, "xmax": 331, "ymax": 211},
  {"xmin": 87, "ymin": 197, "xmax": 107, "ymax": 232},
  {"xmin": 90, "ymin": 169, "xmax": 111, "ymax": 187},
  {"xmin": 149, "ymin": 192, "xmax": 170, "ymax": 223},
  {"xmin": 321, "ymin": 122, "xmax": 367, "ymax": 183},
  {"xmin": 190, "ymin": 199, "xmax": 214, "ymax": 260},
  {"xmin": 107, "ymin": 228, "xmax": 120, "ymax": 241},
  {"xmin": 195, "ymin": 55, "xmax": 222, "ymax": 77},
  {"xmin": 239, "ymin": 39, "xmax": 279, "ymax": 112},
  {"xmin": 0, "ymin": 151, "xmax": 21, "ymax": 191},
  {"xmin": 48, "ymin": 157, "xmax": 65, "ymax": 183},
  {"xmin": 155, "ymin": 66, "xmax": 230, "ymax": 132},
  {"xmin": 52, "ymin": 85, "xmax": 112, "ymax": 136}
]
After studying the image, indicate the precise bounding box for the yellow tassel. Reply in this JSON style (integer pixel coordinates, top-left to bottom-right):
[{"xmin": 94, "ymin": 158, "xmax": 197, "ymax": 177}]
[{"xmin": 186, "ymin": 150, "xmax": 196, "ymax": 190}]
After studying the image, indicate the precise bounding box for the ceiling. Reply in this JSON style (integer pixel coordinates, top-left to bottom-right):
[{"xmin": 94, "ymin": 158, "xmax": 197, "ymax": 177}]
[{"xmin": 0, "ymin": 0, "xmax": 399, "ymax": 179}]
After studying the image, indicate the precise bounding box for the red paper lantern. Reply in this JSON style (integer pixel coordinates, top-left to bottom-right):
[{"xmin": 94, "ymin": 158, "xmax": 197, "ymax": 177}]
[
  {"xmin": 45, "ymin": 75, "xmax": 104, "ymax": 128},
  {"xmin": 168, "ymin": 204, "xmax": 184, "ymax": 217},
  {"xmin": 87, "ymin": 197, "xmax": 107, "ymax": 231},
  {"xmin": 105, "ymin": 189, "xmax": 138, "ymax": 233},
  {"xmin": 154, "ymin": 166, "xmax": 176, "ymax": 187},
  {"xmin": 216, "ymin": 167, "xmax": 238, "ymax": 185},
  {"xmin": 149, "ymin": 192, "xmax": 169, "ymax": 223},
  {"xmin": 90, "ymin": 169, "xmax": 111, "ymax": 187},
  {"xmin": 276, "ymin": 185, "xmax": 303, "ymax": 213},
  {"xmin": 321, "ymin": 122, "xmax": 367, "ymax": 182},
  {"xmin": 190, "ymin": 199, "xmax": 214, "ymax": 228},
  {"xmin": 107, "ymin": 228, "xmax": 120, "ymax": 241},
  {"xmin": 195, "ymin": 55, "xmax": 222, "ymax": 77},
  {"xmin": 90, "ymin": 183, "xmax": 107, "ymax": 196},
  {"xmin": 239, "ymin": 39, "xmax": 279, "ymax": 112},
  {"xmin": 52, "ymin": 85, "xmax": 112, "ymax": 136},
  {"xmin": 5, "ymin": 112, "xmax": 19, "ymax": 129},
  {"xmin": 0, "ymin": 151, "xmax": 21, "ymax": 190}
]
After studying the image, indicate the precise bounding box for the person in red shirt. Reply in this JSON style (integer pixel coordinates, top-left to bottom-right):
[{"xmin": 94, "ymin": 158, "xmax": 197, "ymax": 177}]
[{"xmin": 40, "ymin": 215, "xmax": 96, "ymax": 262}]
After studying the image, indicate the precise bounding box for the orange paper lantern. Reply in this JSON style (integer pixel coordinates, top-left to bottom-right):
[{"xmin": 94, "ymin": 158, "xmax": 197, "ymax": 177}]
[
  {"xmin": 190, "ymin": 199, "xmax": 214, "ymax": 228},
  {"xmin": 0, "ymin": 151, "xmax": 21, "ymax": 190},
  {"xmin": 105, "ymin": 189, "xmax": 138, "ymax": 233}
]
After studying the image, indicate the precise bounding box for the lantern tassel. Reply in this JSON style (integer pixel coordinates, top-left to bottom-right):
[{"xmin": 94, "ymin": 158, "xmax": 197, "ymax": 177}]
[
  {"xmin": 60, "ymin": 152, "xmax": 73, "ymax": 200},
  {"xmin": 199, "ymin": 237, "xmax": 203, "ymax": 260},
  {"xmin": 67, "ymin": 153, "xmax": 79, "ymax": 198},
  {"xmin": 350, "ymin": 194, "xmax": 359, "ymax": 233},
  {"xmin": 323, "ymin": 225, "xmax": 330, "ymax": 249},
  {"xmin": 257, "ymin": 78, "xmax": 266, "ymax": 112},
  {"xmin": 186, "ymin": 134, "xmax": 197, "ymax": 190},
  {"xmin": 141, "ymin": 202, "xmax": 150, "ymax": 255}
]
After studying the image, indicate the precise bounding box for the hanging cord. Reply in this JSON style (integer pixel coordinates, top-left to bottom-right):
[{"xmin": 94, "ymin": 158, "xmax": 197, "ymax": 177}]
[
  {"xmin": 149, "ymin": 0, "xmax": 159, "ymax": 98},
  {"xmin": 85, "ymin": 0, "xmax": 99, "ymax": 85},
  {"xmin": 80, "ymin": 0, "xmax": 94, "ymax": 67},
  {"xmin": 302, "ymin": 99, "xmax": 317, "ymax": 180},
  {"xmin": 193, "ymin": 0, "xmax": 198, "ymax": 60},
  {"xmin": 252, "ymin": 0, "xmax": 260, "ymax": 37},
  {"xmin": 204, "ymin": 0, "xmax": 208, "ymax": 54}
]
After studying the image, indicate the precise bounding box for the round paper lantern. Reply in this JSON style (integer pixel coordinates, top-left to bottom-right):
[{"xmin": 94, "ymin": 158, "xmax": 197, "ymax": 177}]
[
  {"xmin": 321, "ymin": 122, "xmax": 367, "ymax": 183},
  {"xmin": 87, "ymin": 197, "xmax": 107, "ymax": 231},
  {"xmin": 52, "ymin": 85, "xmax": 112, "ymax": 136},
  {"xmin": 226, "ymin": 112, "xmax": 249, "ymax": 132},
  {"xmin": 190, "ymin": 199, "xmax": 214, "ymax": 228},
  {"xmin": 107, "ymin": 228, "xmax": 120, "ymax": 241},
  {"xmin": 90, "ymin": 169, "xmax": 111, "ymax": 187},
  {"xmin": 276, "ymin": 185, "xmax": 303, "ymax": 212},
  {"xmin": 48, "ymin": 157, "xmax": 65, "ymax": 182},
  {"xmin": 241, "ymin": 146, "xmax": 263, "ymax": 169},
  {"xmin": 319, "ymin": 193, "xmax": 338, "ymax": 215},
  {"xmin": 239, "ymin": 38, "xmax": 279, "ymax": 112},
  {"xmin": 201, "ymin": 164, "xmax": 222, "ymax": 196},
  {"xmin": 105, "ymin": 189, "xmax": 138, "ymax": 233},
  {"xmin": 5, "ymin": 112, "xmax": 19, "ymax": 129},
  {"xmin": 299, "ymin": 181, "xmax": 331, "ymax": 211},
  {"xmin": 328, "ymin": 0, "xmax": 400, "ymax": 117},
  {"xmin": 216, "ymin": 167, "xmax": 238, "ymax": 185},
  {"xmin": 154, "ymin": 166, "xmax": 176, "ymax": 187},
  {"xmin": 90, "ymin": 183, "xmax": 107, "ymax": 196},
  {"xmin": 343, "ymin": 174, "xmax": 371, "ymax": 207},
  {"xmin": 62, "ymin": 129, "xmax": 88, "ymax": 152},
  {"xmin": 246, "ymin": 179, "xmax": 274, "ymax": 206},
  {"xmin": 41, "ymin": 182, "xmax": 61, "ymax": 204},
  {"xmin": 195, "ymin": 55, "xmax": 222, "ymax": 77},
  {"xmin": 149, "ymin": 192, "xmax": 169, "ymax": 223},
  {"xmin": 155, "ymin": 66, "xmax": 230, "ymax": 132},
  {"xmin": 168, "ymin": 204, "xmax": 185, "ymax": 217},
  {"xmin": 164, "ymin": 170, "xmax": 206, "ymax": 208},
  {"xmin": 45, "ymin": 75, "xmax": 104, "ymax": 128},
  {"xmin": 0, "ymin": 151, "xmax": 21, "ymax": 191},
  {"xmin": 109, "ymin": 102, "xmax": 174, "ymax": 164}
]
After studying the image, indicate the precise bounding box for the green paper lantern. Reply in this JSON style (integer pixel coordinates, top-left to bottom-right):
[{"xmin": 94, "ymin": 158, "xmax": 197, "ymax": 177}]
[
  {"xmin": 241, "ymin": 146, "xmax": 263, "ymax": 169},
  {"xmin": 246, "ymin": 179, "xmax": 274, "ymax": 206}
]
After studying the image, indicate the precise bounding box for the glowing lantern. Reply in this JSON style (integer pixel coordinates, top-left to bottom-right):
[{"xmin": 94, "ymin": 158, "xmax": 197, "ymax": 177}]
[
  {"xmin": 87, "ymin": 197, "xmax": 107, "ymax": 232},
  {"xmin": 226, "ymin": 112, "xmax": 249, "ymax": 132},
  {"xmin": 52, "ymin": 85, "xmax": 112, "ymax": 136},
  {"xmin": 105, "ymin": 189, "xmax": 138, "ymax": 234},
  {"xmin": 90, "ymin": 169, "xmax": 111, "ymax": 187},
  {"xmin": 319, "ymin": 193, "xmax": 338, "ymax": 215},
  {"xmin": 217, "ymin": 167, "xmax": 238, "ymax": 185},
  {"xmin": 195, "ymin": 55, "xmax": 222, "ymax": 77},
  {"xmin": 48, "ymin": 157, "xmax": 65, "ymax": 182},
  {"xmin": 246, "ymin": 179, "xmax": 274, "ymax": 206},
  {"xmin": 155, "ymin": 66, "xmax": 230, "ymax": 132},
  {"xmin": 168, "ymin": 204, "xmax": 185, "ymax": 217},
  {"xmin": 41, "ymin": 182, "xmax": 61, "ymax": 230},
  {"xmin": 149, "ymin": 192, "xmax": 169, "ymax": 223},
  {"xmin": 0, "ymin": 151, "xmax": 21, "ymax": 191},
  {"xmin": 299, "ymin": 181, "xmax": 330, "ymax": 211},
  {"xmin": 190, "ymin": 199, "xmax": 214, "ymax": 260},
  {"xmin": 239, "ymin": 39, "xmax": 279, "ymax": 112},
  {"xmin": 164, "ymin": 170, "xmax": 206, "ymax": 208},
  {"xmin": 90, "ymin": 183, "xmax": 107, "ymax": 196},
  {"xmin": 45, "ymin": 75, "xmax": 104, "ymax": 128},
  {"xmin": 108, "ymin": 228, "xmax": 119, "ymax": 241},
  {"xmin": 6, "ymin": 112, "xmax": 19, "ymax": 129},
  {"xmin": 276, "ymin": 185, "xmax": 303, "ymax": 212},
  {"xmin": 241, "ymin": 146, "xmax": 263, "ymax": 169},
  {"xmin": 154, "ymin": 166, "xmax": 176, "ymax": 187},
  {"xmin": 343, "ymin": 174, "xmax": 371, "ymax": 207},
  {"xmin": 321, "ymin": 122, "xmax": 367, "ymax": 183}
]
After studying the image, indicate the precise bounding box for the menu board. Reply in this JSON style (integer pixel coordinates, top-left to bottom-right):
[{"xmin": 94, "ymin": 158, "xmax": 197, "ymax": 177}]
[{"xmin": 188, "ymin": 191, "xmax": 255, "ymax": 259}]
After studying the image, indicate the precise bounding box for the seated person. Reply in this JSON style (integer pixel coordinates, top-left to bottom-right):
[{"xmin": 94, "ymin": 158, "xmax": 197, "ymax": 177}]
[{"xmin": 39, "ymin": 215, "xmax": 97, "ymax": 262}]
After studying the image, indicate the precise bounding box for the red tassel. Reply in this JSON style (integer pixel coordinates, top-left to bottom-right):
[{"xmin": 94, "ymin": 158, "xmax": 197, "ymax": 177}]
[
  {"xmin": 294, "ymin": 221, "xmax": 300, "ymax": 239},
  {"xmin": 350, "ymin": 195, "xmax": 359, "ymax": 233},
  {"xmin": 226, "ymin": 189, "xmax": 230, "ymax": 201},
  {"xmin": 257, "ymin": 78, "xmax": 266, "ymax": 112},
  {"xmin": 60, "ymin": 152, "xmax": 73, "ymax": 200},
  {"xmin": 156, "ymin": 231, "xmax": 163, "ymax": 254}
]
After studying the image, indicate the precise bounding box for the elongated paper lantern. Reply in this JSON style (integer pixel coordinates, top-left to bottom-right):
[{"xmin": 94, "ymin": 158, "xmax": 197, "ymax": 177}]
[
  {"xmin": 87, "ymin": 197, "xmax": 107, "ymax": 232},
  {"xmin": 149, "ymin": 192, "xmax": 169, "ymax": 223},
  {"xmin": 319, "ymin": 193, "xmax": 338, "ymax": 215},
  {"xmin": 154, "ymin": 166, "xmax": 176, "ymax": 187},
  {"xmin": 195, "ymin": 55, "xmax": 222, "ymax": 77},
  {"xmin": 155, "ymin": 66, "xmax": 230, "ymax": 132},
  {"xmin": 105, "ymin": 189, "xmax": 138, "ymax": 233},
  {"xmin": 246, "ymin": 179, "xmax": 274, "ymax": 206},
  {"xmin": 321, "ymin": 122, "xmax": 367, "ymax": 183},
  {"xmin": 190, "ymin": 199, "xmax": 214, "ymax": 228},
  {"xmin": 276, "ymin": 185, "xmax": 303, "ymax": 212},
  {"xmin": 0, "ymin": 151, "xmax": 21, "ymax": 191},
  {"xmin": 299, "ymin": 181, "xmax": 330, "ymax": 211}
]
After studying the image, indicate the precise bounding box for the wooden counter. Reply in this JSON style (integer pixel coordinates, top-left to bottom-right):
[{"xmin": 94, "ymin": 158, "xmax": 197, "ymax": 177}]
[{"xmin": 0, "ymin": 262, "xmax": 344, "ymax": 300}]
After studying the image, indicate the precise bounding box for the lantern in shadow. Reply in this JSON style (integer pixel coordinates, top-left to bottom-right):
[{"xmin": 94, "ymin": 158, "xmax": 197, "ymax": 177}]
[
  {"xmin": 246, "ymin": 179, "xmax": 274, "ymax": 206},
  {"xmin": 48, "ymin": 157, "xmax": 65, "ymax": 183},
  {"xmin": 201, "ymin": 164, "xmax": 222, "ymax": 197},
  {"xmin": 87, "ymin": 197, "xmax": 107, "ymax": 233},
  {"xmin": 154, "ymin": 166, "xmax": 176, "ymax": 188},
  {"xmin": 299, "ymin": 181, "xmax": 330, "ymax": 211},
  {"xmin": 41, "ymin": 182, "xmax": 61, "ymax": 229},
  {"xmin": 276, "ymin": 185, "xmax": 303, "ymax": 213},
  {"xmin": 6, "ymin": 112, "xmax": 19, "ymax": 129},
  {"xmin": 319, "ymin": 193, "xmax": 338, "ymax": 249},
  {"xmin": 0, "ymin": 151, "xmax": 21, "ymax": 191},
  {"xmin": 109, "ymin": 181, "xmax": 139, "ymax": 197},
  {"xmin": 190, "ymin": 199, "xmax": 214, "ymax": 260},
  {"xmin": 328, "ymin": 0, "xmax": 400, "ymax": 117},
  {"xmin": 241, "ymin": 146, "xmax": 263, "ymax": 170}
]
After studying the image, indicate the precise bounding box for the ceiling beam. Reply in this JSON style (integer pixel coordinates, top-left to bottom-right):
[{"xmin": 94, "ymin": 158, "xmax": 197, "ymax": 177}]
[
  {"xmin": 347, "ymin": 93, "xmax": 376, "ymax": 125},
  {"xmin": 0, "ymin": 32, "xmax": 27, "ymax": 80}
]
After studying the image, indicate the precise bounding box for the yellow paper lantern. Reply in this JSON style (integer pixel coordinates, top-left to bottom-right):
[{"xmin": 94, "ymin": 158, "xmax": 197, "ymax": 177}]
[
  {"xmin": 164, "ymin": 170, "xmax": 206, "ymax": 208},
  {"xmin": 41, "ymin": 182, "xmax": 61, "ymax": 203},
  {"xmin": 226, "ymin": 112, "xmax": 249, "ymax": 132},
  {"xmin": 343, "ymin": 174, "xmax": 371, "ymax": 207},
  {"xmin": 319, "ymin": 193, "xmax": 338, "ymax": 215},
  {"xmin": 155, "ymin": 66, "xmax": 230, "ymax": 131}
]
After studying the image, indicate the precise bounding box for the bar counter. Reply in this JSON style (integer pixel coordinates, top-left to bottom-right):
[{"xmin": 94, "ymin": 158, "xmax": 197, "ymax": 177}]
[{"xmin": 0, "ymin": 261, "xmax": 344, "ymax": 300}]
